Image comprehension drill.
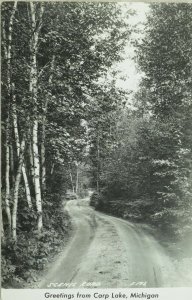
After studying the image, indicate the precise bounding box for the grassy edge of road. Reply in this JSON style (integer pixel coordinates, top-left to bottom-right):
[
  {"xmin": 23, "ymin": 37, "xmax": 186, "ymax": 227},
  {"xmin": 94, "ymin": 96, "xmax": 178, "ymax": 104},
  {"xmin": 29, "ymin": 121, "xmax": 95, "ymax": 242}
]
[
  {"xmin": 2, "ymin": 198, "xmax": 73, "ymax": 289},
  {"xmin": 26, "ymin": 200, "xmax": 74, "ymax": 289},
  {"xmin": 90, "ymin": 194, "xmax": 192, "ymax": 286}
]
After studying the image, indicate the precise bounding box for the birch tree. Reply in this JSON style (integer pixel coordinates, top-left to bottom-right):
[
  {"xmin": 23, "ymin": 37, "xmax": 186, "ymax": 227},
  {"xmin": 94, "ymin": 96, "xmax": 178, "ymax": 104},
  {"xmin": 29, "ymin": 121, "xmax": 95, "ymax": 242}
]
[
  {"xmin": 12, "ymin": 84, "xmax": 33, "ymax": 209},
  {"xmin": 29, "ymin": 2, "xmax": 44, "ymax": 232},
  {"xmin": 40, "ymin": 55, "xmax": 55, "ymax": 193},
  {"xmin": 12, "ymin": 138, "xmax": 26, "ymax": 241},
  {"xmin": 2, "ymin": 2, "xmax": 17, "ymax": 233}
]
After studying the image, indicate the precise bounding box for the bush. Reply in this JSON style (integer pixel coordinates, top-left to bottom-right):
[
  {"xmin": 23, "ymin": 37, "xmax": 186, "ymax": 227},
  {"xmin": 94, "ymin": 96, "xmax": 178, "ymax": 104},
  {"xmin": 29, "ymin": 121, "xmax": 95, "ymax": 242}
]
[
  {"xmin": 90, "ymin": 193, "xmax": 154, "ymax": 222},
  {"xmin": 90, "ymin": 191, "xmax": 100, "ymax": 208},
  {"xmin": 90, "ymin": 191, "xmax": 107, "ymax": 210},
  {"xmin": 2, "ymin": 192, "xmax": 72, "ymax": 288}
]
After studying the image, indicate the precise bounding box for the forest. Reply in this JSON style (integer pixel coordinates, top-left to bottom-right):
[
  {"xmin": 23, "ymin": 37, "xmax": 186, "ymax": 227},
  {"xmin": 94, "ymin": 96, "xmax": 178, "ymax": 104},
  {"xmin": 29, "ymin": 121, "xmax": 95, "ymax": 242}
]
[
  {"xmin": 90, "ymin": 3, "xmax": 192, "ymax": 238},
  {"xmin": 1, "ymin": 2, "xmax": 192, "ymax": 288}
]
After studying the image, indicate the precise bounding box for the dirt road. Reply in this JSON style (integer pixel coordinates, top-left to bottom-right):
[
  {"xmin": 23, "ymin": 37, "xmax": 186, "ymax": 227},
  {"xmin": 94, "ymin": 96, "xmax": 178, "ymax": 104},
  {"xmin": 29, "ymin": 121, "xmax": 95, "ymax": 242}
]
[{"xmin": 38, "ymin": 199, "xmax": 191, "ymax": 288}]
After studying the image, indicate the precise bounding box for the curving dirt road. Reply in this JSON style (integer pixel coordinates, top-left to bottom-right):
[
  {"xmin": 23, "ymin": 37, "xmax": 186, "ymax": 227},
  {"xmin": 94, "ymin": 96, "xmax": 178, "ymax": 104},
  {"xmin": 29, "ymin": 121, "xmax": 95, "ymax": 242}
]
[{"xmin": 38, "ymin": 198, "xmax": 191, "ymax": 288}]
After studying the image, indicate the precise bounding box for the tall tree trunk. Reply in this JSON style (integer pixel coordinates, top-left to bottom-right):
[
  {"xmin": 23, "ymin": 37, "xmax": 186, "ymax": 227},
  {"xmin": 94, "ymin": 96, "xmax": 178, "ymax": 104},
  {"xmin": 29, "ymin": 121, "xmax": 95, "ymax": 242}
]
[
  {"xmin": 96, "ymin": 131, "xmax": 100, "ymax": 192},
  {"xmin": 41, "ymin": 126, "xmax": 46, "ymax": 194},
  {"xmin": 2, "ymin": 1, "xmax": 18, "ymax": 236},
  {"xmin": 33, "ymin": 121, "xmax": 43, "ymax": 232},
  {"xmin": 29, "ymin": 2, "xmax": 44, "ymax": 233},
  {"xmin": 5, "ymin": 124, "xmax": 12, "ymax": 233},
  {"xmin": 12, "ymin": 86, "xmax": 33, "ymax": 209},
  {"xmin": 75, "ymin": 163, "xmax": 79, "ymax": 195},
  {"xmin": 1, "ymin": 207, "xmax": 5, "ymax": 243},
  {"xmin": 10, "ymin": 144, "xmax": 15, "ymax": 186},
  {"xmin": 69, "ymin": 170, "xmax": 75, "ymax": 193},
  {"xmin": 41, "ymin": 55, "xmax": 55, "ymax": 193},
  {"xmin": 12, "ymin": 139, "xmax": 25, "ymax": 241},
  {"xmin": 29, "ymin": 140, "xmax": 35, "ymax": 185}
]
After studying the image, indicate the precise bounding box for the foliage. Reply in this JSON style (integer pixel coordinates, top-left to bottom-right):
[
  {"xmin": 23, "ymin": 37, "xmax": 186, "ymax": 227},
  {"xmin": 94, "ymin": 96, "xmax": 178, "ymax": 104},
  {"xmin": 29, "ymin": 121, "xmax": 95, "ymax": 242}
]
[
  {"xmin": 90, "ymin": 3, "xmax": 192, "ymax": 239},
  {"xmin": 1, "ymin": 2, "xmax": 131, "ymax": 287},
  {"xmin": 2, "ymin": 190, "xmax": 71, "ymax": 288}
]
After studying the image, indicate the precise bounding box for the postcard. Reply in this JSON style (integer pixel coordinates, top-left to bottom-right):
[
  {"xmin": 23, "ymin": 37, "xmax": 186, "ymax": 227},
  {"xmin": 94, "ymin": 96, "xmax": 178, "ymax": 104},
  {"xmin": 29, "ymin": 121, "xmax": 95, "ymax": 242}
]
[{"xmin": 1, "ymin": 1, "xmax": 192, "ymax": 299}]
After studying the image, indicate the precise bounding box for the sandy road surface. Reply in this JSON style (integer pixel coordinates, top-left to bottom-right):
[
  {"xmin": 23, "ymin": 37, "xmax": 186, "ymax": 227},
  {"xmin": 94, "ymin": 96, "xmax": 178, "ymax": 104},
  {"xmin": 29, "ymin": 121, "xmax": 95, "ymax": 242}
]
[{"xmin": 38, "ymin": 199, "xmax": 191, "ymax": 288}]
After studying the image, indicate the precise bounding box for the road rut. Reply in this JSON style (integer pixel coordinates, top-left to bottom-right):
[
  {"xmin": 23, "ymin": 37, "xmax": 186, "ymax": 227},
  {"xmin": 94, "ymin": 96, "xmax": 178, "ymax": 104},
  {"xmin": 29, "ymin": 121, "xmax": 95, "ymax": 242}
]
[{"xmin": 38, "ymin": 199, "xmax": 191, "ymax": 288}]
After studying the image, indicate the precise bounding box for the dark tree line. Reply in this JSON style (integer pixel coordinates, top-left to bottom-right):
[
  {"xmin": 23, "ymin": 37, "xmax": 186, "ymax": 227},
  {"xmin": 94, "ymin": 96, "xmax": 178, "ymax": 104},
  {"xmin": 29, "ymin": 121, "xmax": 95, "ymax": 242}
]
[{"xmin": 91, "ymin": 3, "xmax": 192, "ymax": 238}]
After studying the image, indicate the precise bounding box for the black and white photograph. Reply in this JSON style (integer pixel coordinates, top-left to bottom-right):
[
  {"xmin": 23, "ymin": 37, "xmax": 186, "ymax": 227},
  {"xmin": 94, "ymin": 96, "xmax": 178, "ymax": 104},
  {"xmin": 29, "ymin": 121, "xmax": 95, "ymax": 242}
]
[{"xmin": 1, "ymin": 0, "xmax": 192, "ymax": 295}]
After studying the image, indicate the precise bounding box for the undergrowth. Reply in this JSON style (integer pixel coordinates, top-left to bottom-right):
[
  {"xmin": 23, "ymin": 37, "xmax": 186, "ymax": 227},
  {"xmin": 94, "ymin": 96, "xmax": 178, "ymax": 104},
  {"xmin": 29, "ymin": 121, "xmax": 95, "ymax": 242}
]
[{"xmin": 2, "ymin": 192, "xmax": 71, "ymax": 288}]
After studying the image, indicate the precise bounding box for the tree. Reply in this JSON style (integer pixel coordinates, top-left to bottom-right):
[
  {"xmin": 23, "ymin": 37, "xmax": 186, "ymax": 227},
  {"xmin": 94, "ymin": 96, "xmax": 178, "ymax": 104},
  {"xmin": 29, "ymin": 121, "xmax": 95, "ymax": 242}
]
[
  {"xmin": 1, "ymin": 1, "xmax": 17, "ymax": 234},
  {"xmin": 136, "ymin": 3, "xmax": 192, "ymax": 233},
  {"xmin": 1, "ymin": 2, "xmax": 132, "ymax": 284},
  {"xmin": 91, "ymin": 3, "xmax": 192, "ymax": 237},
  {"xmin": 29, "ymin": 2, "xmax": 45, "ymax": 233}
]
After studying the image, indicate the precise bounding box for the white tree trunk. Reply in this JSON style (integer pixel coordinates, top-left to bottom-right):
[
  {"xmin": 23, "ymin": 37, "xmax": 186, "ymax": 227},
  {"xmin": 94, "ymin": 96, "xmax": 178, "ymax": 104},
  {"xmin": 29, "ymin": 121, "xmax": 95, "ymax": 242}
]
[
  {"xmin": 12, "ymin": 139, "xmax": 25, "ymax": 241},
  {"xmin": 33, "ymin": 121, "xmax": 43, "ymax": 232},
  {"xmin": 29, "ymin": 2, "xmax": 44, "ymax": 233},
  {"xmin": 41, "ymin": 55, "xmax": 55, "ymax": 193},
  {"xmin": 12, "ymin": 88, "xmax": 33, "ymax": 209},
  {"xmin": 96, "ymin": 131, "xmax": 100, "ymax": 192},
  {"xmin": 1, "ymin": 206, "xmax": 5, "ymax": 244},
  {"xmin": 75, "ymin": 163, "xmax": 79, "ymax": 195},
  {"xmin": 69, "ymin": 170, "xmax": 75, "ymax": 193},
  {"xmin": 41, "ymin": 130, "xmax": 46, "ymax": 193},
  {"xmin": 29, "ymin": 140, "xmax": 35, "ymax": 184},
  {"xmin": 10, "ymin": 144, "xmax": 15, "ymax": 186},
  {"xmin": 2, "ymin": 1, "xmax": 18, "ymax": 235},
  {"xmin": 5, "ymin": 127, "xmax": 12, "ymax": 232}
]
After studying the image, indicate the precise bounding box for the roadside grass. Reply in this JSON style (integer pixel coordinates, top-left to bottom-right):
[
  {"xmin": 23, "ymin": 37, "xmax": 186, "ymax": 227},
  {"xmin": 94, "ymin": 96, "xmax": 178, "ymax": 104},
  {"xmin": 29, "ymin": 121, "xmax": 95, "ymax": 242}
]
[{"xmin": 2, "ymin": 195, "xmax": 72, "ymax": 288}]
